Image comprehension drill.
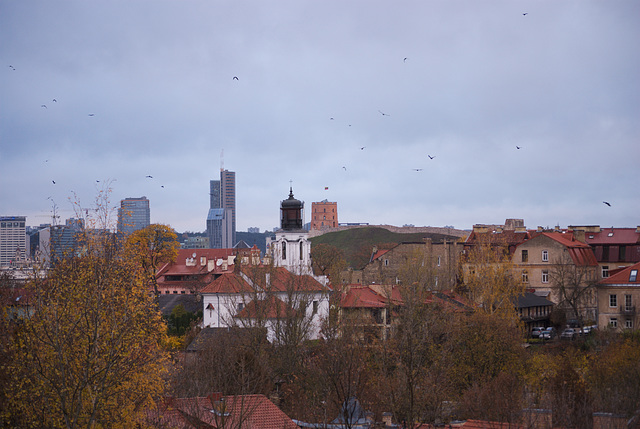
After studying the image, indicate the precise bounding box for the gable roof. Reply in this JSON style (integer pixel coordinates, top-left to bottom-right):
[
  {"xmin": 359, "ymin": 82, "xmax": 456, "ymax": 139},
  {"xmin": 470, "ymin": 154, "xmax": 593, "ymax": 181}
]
[
  {"xmin": 240, "ymin": 266, "xmax": 330, "ymax": 293},
  {"xmin": 340, "ymin": 285, "xmax": 472, "ymax": 313},
  {"xmin": 540, "ymin": 232, "xmax": 599, "ymax": 266},
  {"xmin": 160, "ymin": 394, "xmax": 298, "ymax": 429},
  {"xmin": 599, "ymin": 261, "xmax": 640, "ymax": 286},
  {"xmin": 515, "ymin": 292, "xmax": 554, "ymax": 309},
  {"xmin": 200, "ymin": 273, "xmax": 254, "ymax": 294}
]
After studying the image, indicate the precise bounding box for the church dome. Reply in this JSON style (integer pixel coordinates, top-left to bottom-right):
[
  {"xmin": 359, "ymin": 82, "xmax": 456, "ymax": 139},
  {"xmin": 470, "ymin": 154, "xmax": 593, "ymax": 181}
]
[{"xmin": 281, "ymin": 188, "xmax": 302, "ymax": 209}]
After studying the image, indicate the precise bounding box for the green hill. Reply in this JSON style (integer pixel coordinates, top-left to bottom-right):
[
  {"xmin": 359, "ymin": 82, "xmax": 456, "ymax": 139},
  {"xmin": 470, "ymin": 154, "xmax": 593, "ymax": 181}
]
[{"xmin": 310, "ymin": 227, "xmax": 461, "ymax": 269}]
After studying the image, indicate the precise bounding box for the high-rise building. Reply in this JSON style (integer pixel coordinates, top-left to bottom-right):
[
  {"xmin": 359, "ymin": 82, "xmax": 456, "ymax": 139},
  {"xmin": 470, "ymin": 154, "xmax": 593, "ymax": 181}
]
[
  {"xmin": 310, "ymin": 200, "xmax": 338, "ymax": 230},
  {"xmin": 117, "ymin": 197, "xmax": 150, "ymax": 235},
  {"xmin": 0, "ymin": 216, "xmax": 27, "ymax": 268},
  {"xmin": 207, "ymin": 169, "xmax": 236, "ymax": 248},
  {"xmin": 35, "ymin": 218, "xmax": 85, "ymax": 266}
]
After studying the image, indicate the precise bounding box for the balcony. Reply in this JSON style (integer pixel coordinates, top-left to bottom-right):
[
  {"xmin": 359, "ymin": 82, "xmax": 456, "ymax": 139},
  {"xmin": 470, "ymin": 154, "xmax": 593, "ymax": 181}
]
[{"xmin": 621, "ymin": 306, "xmax": 636, "ymax": 316}]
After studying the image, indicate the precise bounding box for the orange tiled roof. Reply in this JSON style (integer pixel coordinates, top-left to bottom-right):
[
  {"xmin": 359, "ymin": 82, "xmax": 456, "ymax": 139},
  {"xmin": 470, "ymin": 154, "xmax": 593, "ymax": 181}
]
[
  {"xmin": 599, "ymin": 261, "xmax": 640, "ymax": 285},
  {"xmin": 200, "ymin": 273, "xmax": 254, "ymax": 294},
  {"xmin": 540, "ymin": 232, "xmax": 598, "ymax": 266},
  {"xmin": 166, "ymin": 394, "xmax": 298, "ymax": 429}
]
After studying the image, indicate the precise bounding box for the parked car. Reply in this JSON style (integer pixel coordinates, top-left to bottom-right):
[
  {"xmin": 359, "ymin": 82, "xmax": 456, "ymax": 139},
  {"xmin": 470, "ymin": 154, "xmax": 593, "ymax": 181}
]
[
  {"xmin": 531, "ymin": 327, "xmax": 544, "ymax": 339},
  {"xmin": 561, "ymin": 328, "xmax": 576, "ymax": 340},
  {"xmin": 541, "ymin": 327, "xmax": 556, "ymax": 340}
]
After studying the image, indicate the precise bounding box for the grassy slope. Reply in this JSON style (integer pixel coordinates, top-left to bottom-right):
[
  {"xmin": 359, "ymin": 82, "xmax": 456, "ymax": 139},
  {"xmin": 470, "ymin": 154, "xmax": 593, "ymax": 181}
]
[{"xmin": 309, "ymin": 227, "xmax": 460, "ymax": 269}]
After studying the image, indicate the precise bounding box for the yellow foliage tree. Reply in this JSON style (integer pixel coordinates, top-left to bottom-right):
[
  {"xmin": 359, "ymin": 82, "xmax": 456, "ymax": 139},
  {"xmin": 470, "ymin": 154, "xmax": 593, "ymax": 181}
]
[
  {"xmin": 461, "ymin": 237, "xmax": 524, "ymax": 321},
  {"xmin": 4, "ymin": 221, "xmax": 168, "ymax": 428},
  {"xmin": 125, "ymin": 224, "xmax": 179, "ymax": 296}
]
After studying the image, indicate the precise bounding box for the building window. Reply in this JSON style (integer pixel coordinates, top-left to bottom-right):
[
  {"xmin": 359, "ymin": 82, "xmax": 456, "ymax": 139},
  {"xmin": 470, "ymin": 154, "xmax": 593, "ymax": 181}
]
[
  {"xmin": 630, "ymin": 269, "xmax": 638, "ymax": 282},
  {"xmin": 609, "ymin": 294, "xmax": 617, "ymax": 308},
  {"xmin": 521, "ymin": 250, "xmax": 528, "ymax": 262},
  {"xmin": 625, "ymin": 319, "xmax": 633, "ymax": 329},
  {"xmin": 312, "ymin": 300, "xmax": 318, "ymax": 315},
  {"xmin": 602, "ymin": 265, "xmax": 609, "ymax": 278},
  {"xmin": 437, "ymin": 256, "xmax": 441, "ymax": 267},
  {"xmin": 542, "ymin": 250, "xmax": 548, "ymax": 262},
  {"xmin": 384, "ymin": 259, "xmax": 389, "ymax": 266},
  {"xmin": 237, "ymin": 303, "xmax": 244, "ymax": 312},
  {"xmin": 542, "ymin": 270, "xmax": 549, "ymax": 283},
  {"xmin": 610, "ymin": 318, "xmax": 618, "ymax": 328},
  {"xmin": 522, "ymin": 271, "xmax": 529, "ymax": 283},
  {"xmin": 282, "ymin": 241, "xmax": 286, "ymax": 260},
  {"xmin": 625, "ymin": 294, "xmax": 632, "ymax": 311}
]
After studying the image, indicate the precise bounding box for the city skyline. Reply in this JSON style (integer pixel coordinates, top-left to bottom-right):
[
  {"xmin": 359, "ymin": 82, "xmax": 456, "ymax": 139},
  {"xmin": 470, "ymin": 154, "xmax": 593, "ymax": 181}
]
[{"xmin": 1, "ymin": 2, "xmax": 638, "ymax": 233}]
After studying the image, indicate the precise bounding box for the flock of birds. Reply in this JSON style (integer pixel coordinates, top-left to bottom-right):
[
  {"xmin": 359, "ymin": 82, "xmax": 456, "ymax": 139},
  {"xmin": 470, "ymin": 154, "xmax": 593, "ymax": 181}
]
[{"xmin": 11, "ymin": 8, "xmax": 617, "ymax": 221}]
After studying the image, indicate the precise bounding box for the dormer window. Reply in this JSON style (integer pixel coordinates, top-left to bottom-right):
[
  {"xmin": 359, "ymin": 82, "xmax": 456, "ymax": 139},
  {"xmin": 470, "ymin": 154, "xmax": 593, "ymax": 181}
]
[{"xmin": 630, "ymin": 269, "xmax": 638, "ymax": 282}]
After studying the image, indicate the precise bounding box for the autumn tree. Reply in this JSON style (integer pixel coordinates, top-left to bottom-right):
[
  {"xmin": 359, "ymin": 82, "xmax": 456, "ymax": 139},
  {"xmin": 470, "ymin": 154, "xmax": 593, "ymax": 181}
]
[
  {"xmin": 2, "ymin": 189, "xmax": 169, "ymax": 428},
  {"xmin": 125, "ymin": 223, "xmax": 179, "ymax": 297},
  {"xmin": 550, "ymin": 250, "xmax": 598, "ymax": 329},
  {"xmin": 587, "ymin": 334, "xmax": 640, "ymax": 419},
  {"xmin": 310, "ymin": 243, "xmax": 347, "ymax": 283},
  {"xmin": 460, "ymin": 237, "xmax": 524, "ymax": 321},
  {"xmin": 318, "ymin": 313, "xmax": 373, "ymax": 429}
]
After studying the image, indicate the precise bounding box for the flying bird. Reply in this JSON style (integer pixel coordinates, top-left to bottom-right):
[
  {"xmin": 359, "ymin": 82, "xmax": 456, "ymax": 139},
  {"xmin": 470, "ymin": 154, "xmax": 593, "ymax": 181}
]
[
  {"xmin": 403, "ymin": 57, "xmax": 408, "ymax": 62},
  {"xmin": 88, "ymin": 113, "xmax": 95, "ymax": 116},
  {"xmin": 8, "ymin": 65, "xmax": 15, "ymax": 70},
  {"xmin": 516, "ymin": 146, "xmax": 522, "ymax": 149},
  {"xmin": 233, "ymin": 76, "xmax": 239, "ymax": 80},
  {"xmin": 603, "ymin": 201, "xmax": 611, "ymax": 207},
  {"xmin": 342, "ymin": 166, "xmax": 347, "ymax": 171},
  {"xmin": 428, "ymin": 155, "xmax": 435, "ymax": 160},
  {"xmin": 523, "ymin": 13, "xmax": 528, "ymax": 15},
  {"xmin": 52, "ymin": 180, "xmax": 56, "ymax": 184},
  {"xmin": 378, "ymin": 110, "xmax": 390, "ymax": 117},
  {"xmin": 360, "ymin": 146, "xmax": 366, "ymax": 150},
  {"xmin": 41, "ymin": 104, "xmax": 47, "ymax": 108},
  {"xmin": 145, "ymin": 175, "xmax": 153, "ymax": 178},
  {"xmin": 161, "ymin": 185, "xmax": 165, "ymax": 188},
  {"xmin": 52, "ymin": 99, "xmax": 57, "ymax": 102},
  {"xmin": 413, "ymin": 169, "xmax": 423, "ymax": 171}
]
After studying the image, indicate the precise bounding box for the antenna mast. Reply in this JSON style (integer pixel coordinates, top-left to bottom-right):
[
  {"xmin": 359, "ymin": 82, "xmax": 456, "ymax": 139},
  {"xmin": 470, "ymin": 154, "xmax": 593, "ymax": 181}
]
[{"xmin": 220, "ymin": 149, "xmax": 224, "ymax": 172}]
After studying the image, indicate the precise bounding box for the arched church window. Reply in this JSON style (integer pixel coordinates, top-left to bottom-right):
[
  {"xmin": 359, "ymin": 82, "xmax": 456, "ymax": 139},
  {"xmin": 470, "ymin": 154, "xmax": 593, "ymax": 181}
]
[{"xmin": 282, "ymin": 241, "xmax": 286, "ymax": 260}]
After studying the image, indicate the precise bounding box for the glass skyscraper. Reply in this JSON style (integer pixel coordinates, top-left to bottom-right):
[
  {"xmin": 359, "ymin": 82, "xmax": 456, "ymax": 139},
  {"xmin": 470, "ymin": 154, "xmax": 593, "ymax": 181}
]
[
  {"xmin": 207, "ymin": 169, "xmax": 236, "ymax": 248},
  {"xmin": 117, "ymin": 197, "xmax": 150, "ymax": 235}
]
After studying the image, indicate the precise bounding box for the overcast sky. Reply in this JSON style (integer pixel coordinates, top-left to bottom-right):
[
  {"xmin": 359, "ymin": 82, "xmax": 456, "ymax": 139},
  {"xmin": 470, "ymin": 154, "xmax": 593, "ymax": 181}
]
[{"xmin": 1, "ymin": 1, "xmax": 638, "ymax": 233}]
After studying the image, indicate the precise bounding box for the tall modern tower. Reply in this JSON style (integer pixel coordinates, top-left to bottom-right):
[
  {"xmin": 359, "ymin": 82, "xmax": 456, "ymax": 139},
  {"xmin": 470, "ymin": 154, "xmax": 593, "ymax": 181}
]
[
  {"xmin": 117, "ymin": 197, "xmax": 150, "ymax": 235},
  {"xmin": 207, "ymin": 169, "xmax": 236, "ymax": 248},
  {"xmin": 0, "ymin": 216, "xmax": 27, "ymax": 268}
]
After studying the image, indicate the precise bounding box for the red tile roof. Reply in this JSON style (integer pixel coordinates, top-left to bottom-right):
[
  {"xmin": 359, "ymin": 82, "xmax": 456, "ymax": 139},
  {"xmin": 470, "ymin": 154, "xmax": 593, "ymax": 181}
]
[
  {"xmin": 340, "ymin": 285, "xmax": 472, "ymax": 312},
  {"xmin": 200, "ymin": 273, "xmax": 254, "ymax": 294},
  {"xmin": 599, "ymin": 261, "xmax": 640, "ymax": 285},
  {"xmin": 239, "ymin": 266, "xmax": 329, "ymax": 293},
  {"xmin": 584, "ymin": 227, "xmax": 640, "ymax": 245},
  {"xmin": 162, "ymin": 394, "xmax": 298, "ymax": 429},
  {"xmin": 540, "ymin": 232, "xmax": 598, "ymax": 266}
]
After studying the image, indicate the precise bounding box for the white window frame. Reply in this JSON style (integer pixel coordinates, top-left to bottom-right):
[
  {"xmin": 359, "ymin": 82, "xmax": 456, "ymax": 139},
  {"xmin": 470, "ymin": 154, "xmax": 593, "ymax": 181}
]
[
  {"xmin": 542, "ymin": 250, "xmax": 549, "ymax": 262},
  {"xmin": 609, "ymin": 294, "xmax": 617, "ymax": 308},
  {"xmin": 610, "ymin": 318, "xmax": 618, "ymax": 328},
  {"xmin": 542, "ymin": 270, "xmax": 549, "ymax": 283},
  {"xmin": 625, "ymin": 319, "xmax": 633, "ymax": 329},
  {"xmin": 602, "ymin": 265, "xmax": 609, "ymax": 278}
]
